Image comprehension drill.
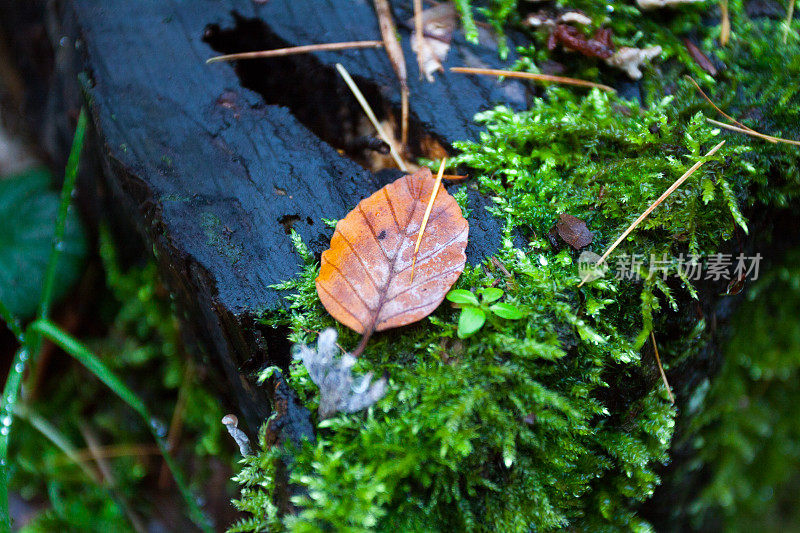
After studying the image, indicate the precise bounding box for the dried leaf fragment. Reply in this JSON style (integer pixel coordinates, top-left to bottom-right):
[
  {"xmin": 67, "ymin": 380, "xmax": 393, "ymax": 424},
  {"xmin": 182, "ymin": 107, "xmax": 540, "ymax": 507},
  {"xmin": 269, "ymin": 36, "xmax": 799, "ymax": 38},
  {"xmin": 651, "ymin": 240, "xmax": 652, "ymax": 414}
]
[
  {"xmin": 317, "ymin": 167, "xmax": 468, "ymax": 337},
  {"xmin": 293, "ymin": 329, "xmax": 388, "ymax": 419},
  {"xmin": 605, "ymin": 45, "xmax": 662, "ymax": 79},
  {"xmin": 554, "ymin": 214, "xmax": 593, "ymax": 249},
  {"xmin": 548, "ymin": 25, "xmax": 615, "ymax": 59},
  {"xmin": 683, "ymin": 39, "xmax": 718, "ymax": 75},
  {"xmin": 408, "ymin": 3, "xmax": 457, "ymax": 81}
]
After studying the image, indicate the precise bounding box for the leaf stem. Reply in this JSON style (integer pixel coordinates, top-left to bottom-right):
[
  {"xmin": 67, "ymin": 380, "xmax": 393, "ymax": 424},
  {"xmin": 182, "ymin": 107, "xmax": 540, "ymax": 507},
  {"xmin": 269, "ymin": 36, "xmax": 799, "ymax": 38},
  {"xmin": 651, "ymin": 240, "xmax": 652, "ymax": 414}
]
[{"xmin": 351, "ymin": 331, "xmax": 373, "ymax": 358}]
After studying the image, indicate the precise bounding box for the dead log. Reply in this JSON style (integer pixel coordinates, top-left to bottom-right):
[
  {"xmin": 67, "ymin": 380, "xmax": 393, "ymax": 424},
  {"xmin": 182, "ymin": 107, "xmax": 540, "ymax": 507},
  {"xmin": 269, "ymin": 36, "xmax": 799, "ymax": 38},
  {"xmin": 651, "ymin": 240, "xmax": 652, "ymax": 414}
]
[{"xmin": 0, "ymin": 0, "xmax": 525, "ymax": 446}]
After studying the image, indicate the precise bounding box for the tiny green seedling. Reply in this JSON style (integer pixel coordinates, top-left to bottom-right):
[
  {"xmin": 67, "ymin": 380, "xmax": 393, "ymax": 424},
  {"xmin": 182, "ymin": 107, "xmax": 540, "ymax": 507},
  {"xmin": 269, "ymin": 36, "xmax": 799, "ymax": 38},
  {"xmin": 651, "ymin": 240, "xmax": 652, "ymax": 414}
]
[{"xmin": 446, "ymin": 288, "xmax": 525, "ymax": 339}]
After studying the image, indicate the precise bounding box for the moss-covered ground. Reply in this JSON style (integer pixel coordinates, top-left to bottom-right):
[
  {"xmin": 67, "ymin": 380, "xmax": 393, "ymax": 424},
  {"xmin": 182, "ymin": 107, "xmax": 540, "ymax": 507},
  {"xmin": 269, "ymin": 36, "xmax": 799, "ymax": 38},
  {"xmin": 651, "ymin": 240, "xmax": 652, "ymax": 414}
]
[{"xmin": 232, "ymin": 1, "xmax": 800, "ymax": 531}]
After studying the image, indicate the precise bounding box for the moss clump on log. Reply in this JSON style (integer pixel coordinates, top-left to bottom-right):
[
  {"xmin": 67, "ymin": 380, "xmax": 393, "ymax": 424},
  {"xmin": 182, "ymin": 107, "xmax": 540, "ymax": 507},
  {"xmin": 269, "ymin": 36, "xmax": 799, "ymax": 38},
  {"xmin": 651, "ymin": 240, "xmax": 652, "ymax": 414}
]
[
  {"xmin": 230, "ymin": 3, "xmax": 800, "ymax": 531},
  {"xmin": 667, "ymin": 248, "xmax": 800, "ymax": 530}
]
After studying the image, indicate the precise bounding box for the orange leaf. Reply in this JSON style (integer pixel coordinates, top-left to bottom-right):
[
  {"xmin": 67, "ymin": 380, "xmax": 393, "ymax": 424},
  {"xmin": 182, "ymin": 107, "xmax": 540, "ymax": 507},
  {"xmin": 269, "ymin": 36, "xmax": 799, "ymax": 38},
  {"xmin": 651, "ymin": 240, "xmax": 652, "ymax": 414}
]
[{"xmin": 316, "ymin": 167, "xmax": 468, "ymax": 337}]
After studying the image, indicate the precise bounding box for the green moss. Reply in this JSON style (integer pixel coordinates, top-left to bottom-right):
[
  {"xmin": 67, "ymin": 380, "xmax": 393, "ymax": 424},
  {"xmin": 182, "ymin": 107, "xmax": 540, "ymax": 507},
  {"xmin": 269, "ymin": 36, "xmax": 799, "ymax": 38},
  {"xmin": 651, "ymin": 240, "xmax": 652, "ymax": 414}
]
[
  {"xmin": 674, "ymin": 249, "xmax": 800, "ymax": 531},
  {"xmin": 232, "ymin": 3, "xmax": 800, "ymax": 531},
  {"xmin": 11, "ymin": 228, "xmax": 227, "ymax": 530},
  {"xmin": 201, "ymin": 212, "xmax": 243, "ymax": 264}
]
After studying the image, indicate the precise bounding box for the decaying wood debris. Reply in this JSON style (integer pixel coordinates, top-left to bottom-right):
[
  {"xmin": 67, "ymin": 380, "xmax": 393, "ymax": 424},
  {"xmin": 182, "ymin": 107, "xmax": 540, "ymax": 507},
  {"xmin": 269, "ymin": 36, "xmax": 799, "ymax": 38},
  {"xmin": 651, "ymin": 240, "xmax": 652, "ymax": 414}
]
[
  {"xmin": 605, "ymin": 45, "xmax": 663, "ymax": 79},
  {"xmin": 293, "ymin": 329, "xmax": 388, "ymax": 419}
]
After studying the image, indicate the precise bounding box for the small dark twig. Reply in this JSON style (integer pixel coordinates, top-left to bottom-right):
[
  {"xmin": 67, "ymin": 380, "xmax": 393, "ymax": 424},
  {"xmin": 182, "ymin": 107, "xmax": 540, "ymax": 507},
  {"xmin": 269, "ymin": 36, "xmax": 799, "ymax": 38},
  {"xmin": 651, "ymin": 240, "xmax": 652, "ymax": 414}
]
[{"xmin": 206, "ymin": 41, "xmax": 383, "ymax": 63}]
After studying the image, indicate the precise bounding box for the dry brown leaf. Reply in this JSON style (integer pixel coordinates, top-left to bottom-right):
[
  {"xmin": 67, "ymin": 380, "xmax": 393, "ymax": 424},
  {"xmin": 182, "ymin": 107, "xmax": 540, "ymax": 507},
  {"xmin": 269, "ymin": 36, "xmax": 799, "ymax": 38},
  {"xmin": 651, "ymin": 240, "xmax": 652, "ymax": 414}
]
[
  {"xmin": 317, "ymin": 167, "xmax": 468, "ymax": 341},
  {"xmin": 554, "ymin": 213, "xmax": 594, "ymax": 249},
  {"xmin": 408, "ymin": 3, "xmax": 457, "ymax": 82},
  {"xmin": 683, "ymin": 39, "xmax": 718, "ymax": 76}
]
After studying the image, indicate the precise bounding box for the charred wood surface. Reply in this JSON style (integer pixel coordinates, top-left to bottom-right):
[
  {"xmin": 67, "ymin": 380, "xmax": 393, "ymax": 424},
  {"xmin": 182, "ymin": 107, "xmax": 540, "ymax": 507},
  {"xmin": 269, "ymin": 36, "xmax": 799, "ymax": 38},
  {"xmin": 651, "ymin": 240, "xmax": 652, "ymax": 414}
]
[{"xmin": 0, "ymin": 0, "xmax": 525, "ymax": 438}]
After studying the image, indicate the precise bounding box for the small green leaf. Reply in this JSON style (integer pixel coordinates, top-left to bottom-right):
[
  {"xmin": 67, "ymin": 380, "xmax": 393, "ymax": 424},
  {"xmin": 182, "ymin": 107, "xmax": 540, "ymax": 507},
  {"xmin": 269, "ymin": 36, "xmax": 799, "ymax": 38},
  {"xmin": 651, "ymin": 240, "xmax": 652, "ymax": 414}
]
[
  {"xmin": 447, "ymin": 289, "xmax": 480, "ymax": 306},
  {"xmin": 489, "ymin": 302, "xmax": 525, "ymax": 320},
  {"xmin": 457, "ymin": 306, "xmax": 486, "ymax": 338},
  {"xmin": 0, "ymin": 169, "xmax": 87, "ymax": 319},
  {"xmin": 479, "ymin": 287, "xmax": 504, "ymax": 303}
]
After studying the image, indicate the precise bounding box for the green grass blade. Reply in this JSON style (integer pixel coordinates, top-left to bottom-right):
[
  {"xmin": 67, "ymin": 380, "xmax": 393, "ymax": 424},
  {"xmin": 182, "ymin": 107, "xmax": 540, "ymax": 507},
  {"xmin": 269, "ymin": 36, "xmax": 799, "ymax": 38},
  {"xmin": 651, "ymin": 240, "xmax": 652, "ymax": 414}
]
[
  {"xmin": 14, "ymin": 404, "xmax": 101, "ymax": 485},
  {"xmin": 38, "ymin": 109, "xmax": 88, "ymax": 321},
  {"xmin": 0, "ymin": 109, "xmax": 89, "ymax": 532},
  {"xmin": 0, "ymin": 347, "xmax": 28, "ymax": 530},
  {"xmin": 30, "ymin": 319, "xmax": 213, "ymax": 532}
]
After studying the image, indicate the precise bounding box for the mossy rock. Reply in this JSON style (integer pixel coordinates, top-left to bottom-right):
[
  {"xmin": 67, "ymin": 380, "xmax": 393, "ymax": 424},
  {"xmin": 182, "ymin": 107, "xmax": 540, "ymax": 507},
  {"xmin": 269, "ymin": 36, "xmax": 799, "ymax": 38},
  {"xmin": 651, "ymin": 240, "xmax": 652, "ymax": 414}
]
[{"xmin": 230, "ymin": 2, "xmax": 800, "ymax": 531}]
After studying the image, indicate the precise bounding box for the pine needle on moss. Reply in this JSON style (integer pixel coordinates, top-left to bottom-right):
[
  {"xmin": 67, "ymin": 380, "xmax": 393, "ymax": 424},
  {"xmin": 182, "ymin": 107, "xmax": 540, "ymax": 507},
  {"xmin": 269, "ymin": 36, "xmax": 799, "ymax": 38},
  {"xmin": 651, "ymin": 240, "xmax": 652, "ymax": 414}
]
[
  {"xmin": 579, "ymin": 141, "xmax": 726, "ymax": 287},
  {"xmin": 411, "ymin": 158, "xmax": 447, "ymax": 282},
  {"xmin": 450, "ymin": 66, "xmax": 616, "ymax": 92},
  {"xmin": 685, "ymin": 76, "xmax": 770, "ymax": 140},
  {"xmin": 650, "ymin": 332, "xmax": 675, "ymax": 404},
  {"xmin": 720, "ymin": 0, "xmax": 731, "ymax": 45},
  {"xmin": 706, "ymin": 118, "xmax": 800, "ymax": 146},
  {"xmin": 784, "ymin": 0, "xmax": 796, "ymax": 44}
]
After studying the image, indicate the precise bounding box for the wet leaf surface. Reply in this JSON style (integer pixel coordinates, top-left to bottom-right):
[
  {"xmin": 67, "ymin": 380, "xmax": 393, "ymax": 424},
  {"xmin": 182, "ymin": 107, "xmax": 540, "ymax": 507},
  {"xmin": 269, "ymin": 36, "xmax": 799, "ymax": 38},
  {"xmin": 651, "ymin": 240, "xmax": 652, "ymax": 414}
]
[
  {"xmin": 683, "ymin": 39, "xmax": 718, "ymax": 76},
  {"xmin": 555, "ymin": 213, "xmax": 594, "ymax": 249},
  {"xmin": 316, "ymin": 167, "xmax": 468, "ymax": 336}
]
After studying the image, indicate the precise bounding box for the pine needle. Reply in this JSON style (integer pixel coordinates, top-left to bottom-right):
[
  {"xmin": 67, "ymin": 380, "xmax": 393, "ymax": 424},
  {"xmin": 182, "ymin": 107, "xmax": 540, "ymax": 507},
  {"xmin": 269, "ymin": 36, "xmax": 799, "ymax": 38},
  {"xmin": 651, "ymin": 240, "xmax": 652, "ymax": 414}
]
[
  {"xmin": 206, "ymin": 41, "xmax": 384, "ymax": 63},
  {"xmin": 720, "ymin": 0, "xmax": 731, "ymax": 45},
  {"xmin": 450, "ymin": 66, "xmax": 616, "ymax": 93},
  {"xmin": 55, "ymin": 444, "xmax": 162, "ymax": 465},
  {"xmin": 706, "ymin": 118, "xmax": 800, "ymax": 146},
  {"xmin": 373, "ymin": 0, "xmax": 410, "ymax": 147},
  {"xmin": 684, "ymin": 76, "xmax": 766, "ymax": 139},
  {"xmin": 785, "ymin": 0, "xmax": 796, "ymax": 44},
  {"xmin": 335, "ymin": 63, "xmax": 408, "ymax": 171},
  {"xmin": 411, "ymin": 158, "xmax": 447, "ymax": 282},
  {"xmin": 687, "ymin": 76, "xmax": 800, "ymax": 145},
  {"xmin": 651, "ymin": 332, "xmax": 675, "ymax": 404},
  {"xmin": 578, "ymin": 141, "xmax": 725, "ymax": 287},
  {"xmin": 401, "ymin": 89, "xmax": 410, "ymax": 147},
  {"xmin": 81, "ymin": 423, "xmax": 148, "ymax": 533}
]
